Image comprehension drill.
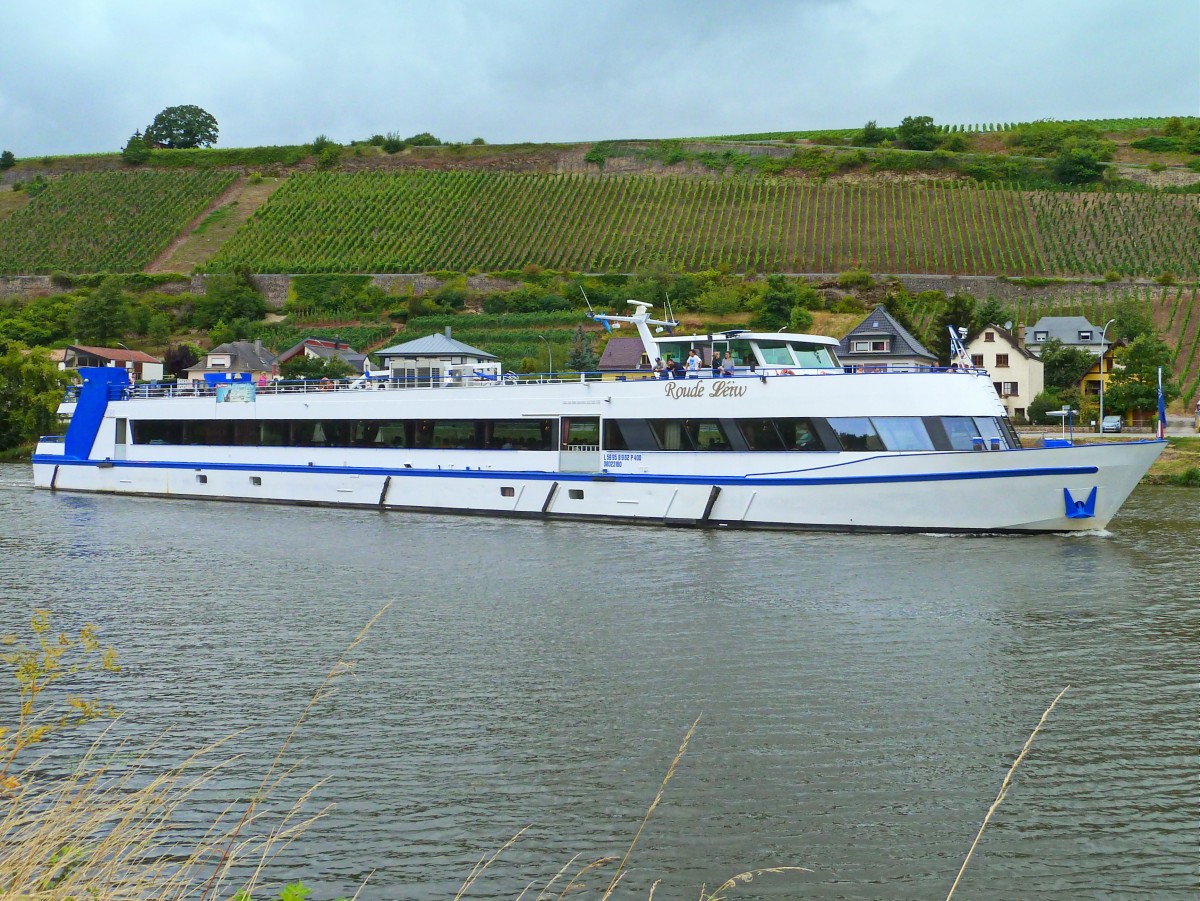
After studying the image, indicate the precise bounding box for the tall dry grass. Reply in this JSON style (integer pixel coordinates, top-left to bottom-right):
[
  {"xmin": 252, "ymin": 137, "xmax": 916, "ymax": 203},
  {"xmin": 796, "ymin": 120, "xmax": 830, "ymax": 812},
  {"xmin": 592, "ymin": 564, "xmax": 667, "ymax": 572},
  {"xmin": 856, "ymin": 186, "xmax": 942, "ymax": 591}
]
[{"xmin": 0, "ymin": 605, "xmax": 389, "ymax": 900}]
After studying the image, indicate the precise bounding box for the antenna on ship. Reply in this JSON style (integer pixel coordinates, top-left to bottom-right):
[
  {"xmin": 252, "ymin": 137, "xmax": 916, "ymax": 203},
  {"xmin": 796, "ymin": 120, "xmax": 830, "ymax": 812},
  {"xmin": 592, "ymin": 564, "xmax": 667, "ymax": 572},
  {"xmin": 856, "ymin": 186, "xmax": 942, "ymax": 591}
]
[{"xmin": 580, "ymin": 285, "xmax": 594, "ymax": 314}]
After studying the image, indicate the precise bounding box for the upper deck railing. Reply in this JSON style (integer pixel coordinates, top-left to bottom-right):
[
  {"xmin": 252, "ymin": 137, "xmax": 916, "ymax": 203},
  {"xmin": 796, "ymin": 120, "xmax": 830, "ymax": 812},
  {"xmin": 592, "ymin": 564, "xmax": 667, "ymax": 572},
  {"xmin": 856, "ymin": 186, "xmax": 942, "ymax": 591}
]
[{"xmin": 62, "ymin": 364, "xmax": 986, "ymax": 404}]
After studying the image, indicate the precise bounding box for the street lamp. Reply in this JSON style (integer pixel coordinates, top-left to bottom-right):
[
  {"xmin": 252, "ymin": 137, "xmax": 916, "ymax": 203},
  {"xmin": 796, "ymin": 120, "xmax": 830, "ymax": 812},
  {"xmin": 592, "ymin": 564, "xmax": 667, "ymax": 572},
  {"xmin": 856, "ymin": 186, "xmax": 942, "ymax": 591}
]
[
  {"xmin": 1098, "ymin": 318, "xmax": 1116, "ymax": 433},
  {"xmin": 538, "ymin": 335, "xmax": 552, "ymax": 380}
]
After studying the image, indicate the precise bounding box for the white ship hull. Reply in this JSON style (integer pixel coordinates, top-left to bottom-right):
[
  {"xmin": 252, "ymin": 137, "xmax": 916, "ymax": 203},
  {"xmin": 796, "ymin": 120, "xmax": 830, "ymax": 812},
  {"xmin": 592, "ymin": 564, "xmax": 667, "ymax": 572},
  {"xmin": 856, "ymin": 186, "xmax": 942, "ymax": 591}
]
[{"xmin": 32, "ymin": 365, "xmax": 1164, "ymax": 533}]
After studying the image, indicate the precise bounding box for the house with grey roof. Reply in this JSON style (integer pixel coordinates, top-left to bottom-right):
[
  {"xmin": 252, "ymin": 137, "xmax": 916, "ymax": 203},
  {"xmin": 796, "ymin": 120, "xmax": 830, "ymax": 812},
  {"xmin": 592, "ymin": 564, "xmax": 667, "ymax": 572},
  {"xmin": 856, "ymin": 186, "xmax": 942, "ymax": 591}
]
[
  {"xmin": 183, "ymin": 340, "xmax": 277, "ymax": 384},
  {"xmin": 374, "ymin": 329, "xmax": 500, "ymax": 387},
  {"xmin": 1024, "ymin": 317, "xmax": 1110, "ymax": 357},
  {"xmin": 838, "ymin": 305, "xmax": 938, "ymax": 370}
]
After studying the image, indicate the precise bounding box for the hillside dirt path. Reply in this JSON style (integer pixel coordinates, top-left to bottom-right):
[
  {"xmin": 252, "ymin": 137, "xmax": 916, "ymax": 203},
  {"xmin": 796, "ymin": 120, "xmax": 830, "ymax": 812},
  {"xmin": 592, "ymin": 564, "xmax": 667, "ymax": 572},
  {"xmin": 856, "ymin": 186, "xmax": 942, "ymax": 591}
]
[{"xmin": 147, "ymin": 176, "xmax": 283, "ymax": 273}]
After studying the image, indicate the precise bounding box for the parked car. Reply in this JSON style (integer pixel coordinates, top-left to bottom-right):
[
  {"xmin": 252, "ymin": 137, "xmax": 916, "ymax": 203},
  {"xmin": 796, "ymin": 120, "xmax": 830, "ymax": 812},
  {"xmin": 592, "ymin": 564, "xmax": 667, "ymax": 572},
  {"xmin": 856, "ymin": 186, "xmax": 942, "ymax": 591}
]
[{"xmin": 1101, "ymin": 415, "xmax": 1123, "ymax": 433}]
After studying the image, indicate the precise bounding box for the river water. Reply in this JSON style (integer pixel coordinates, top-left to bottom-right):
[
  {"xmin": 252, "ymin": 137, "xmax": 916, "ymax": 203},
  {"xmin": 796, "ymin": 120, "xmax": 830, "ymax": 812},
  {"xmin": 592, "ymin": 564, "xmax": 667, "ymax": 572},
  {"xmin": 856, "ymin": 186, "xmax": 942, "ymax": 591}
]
[{"xmin": 0, "ymin": 462, "xmax": 1195, "ymax": 900}]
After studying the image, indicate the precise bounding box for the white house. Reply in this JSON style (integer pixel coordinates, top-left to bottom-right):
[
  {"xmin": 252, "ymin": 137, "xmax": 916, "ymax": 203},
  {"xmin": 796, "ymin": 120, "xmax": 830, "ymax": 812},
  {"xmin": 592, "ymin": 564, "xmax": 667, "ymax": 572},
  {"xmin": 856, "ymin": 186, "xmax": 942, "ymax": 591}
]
[
  {"xmin": 374, "ymin": 329, "xmax": 500, "ymax": 386},
  {"xmin": 965, "ymin": 325, "xmax": 1043, "ymax": 423}
]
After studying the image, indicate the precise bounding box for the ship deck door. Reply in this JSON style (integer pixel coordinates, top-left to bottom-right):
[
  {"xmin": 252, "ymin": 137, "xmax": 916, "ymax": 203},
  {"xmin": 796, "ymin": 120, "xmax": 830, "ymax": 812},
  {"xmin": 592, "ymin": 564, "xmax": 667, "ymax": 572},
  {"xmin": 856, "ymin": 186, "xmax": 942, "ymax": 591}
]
[{"xmin": 559, "ymin": 417, "xmax": 601, "ymax": 472}]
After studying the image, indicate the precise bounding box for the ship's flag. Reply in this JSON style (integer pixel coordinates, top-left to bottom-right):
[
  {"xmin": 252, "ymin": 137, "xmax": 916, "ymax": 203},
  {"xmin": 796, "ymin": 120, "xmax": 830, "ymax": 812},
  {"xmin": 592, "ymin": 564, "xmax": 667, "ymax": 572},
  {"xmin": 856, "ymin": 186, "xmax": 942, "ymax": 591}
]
[{"xmin": 1157, "ymin": 366, "xmax": 1167, "ymax": 439}]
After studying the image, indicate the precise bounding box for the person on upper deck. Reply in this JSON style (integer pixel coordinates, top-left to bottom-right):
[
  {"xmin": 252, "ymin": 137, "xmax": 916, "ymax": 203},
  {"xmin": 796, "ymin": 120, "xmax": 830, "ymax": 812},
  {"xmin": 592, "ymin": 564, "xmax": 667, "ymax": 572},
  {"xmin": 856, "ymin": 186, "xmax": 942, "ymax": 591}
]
[
  {"xmin": 710, "ymin": 350, "xmax": 721, "ymax": 378},
  {"xmin": 721, "ymin": 351, "xmax": 735, "ymax": 377}
]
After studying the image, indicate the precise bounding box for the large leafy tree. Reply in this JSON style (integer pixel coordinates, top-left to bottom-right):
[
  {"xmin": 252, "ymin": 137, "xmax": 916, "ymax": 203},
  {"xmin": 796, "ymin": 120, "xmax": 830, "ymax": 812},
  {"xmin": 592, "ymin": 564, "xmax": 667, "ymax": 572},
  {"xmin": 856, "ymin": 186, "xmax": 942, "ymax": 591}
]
[
  {"xmin": 0, "ymin": 343, "xmax": 71, "ymax": 451},
  {"xmin": 1103, "ymin": 334, "xmax": 1179, "ymax": 415},
  {"xmin": 144, "ymin": 105, "xmax": 218, "ymax": 149},
  {"xmin": 896, "ymin": 115, "xmax": 941, "ymax": 151},
  {"xmin": 1039, "ymin": 338, "xmax": 1096, "ymax": 391},
  {"xmin": 750, "ymin": 274, "xmax": 799, "ymax": 331},
  {"xmin": 69, "ymin": 277, "xmax": 131, "ymax": 345}
]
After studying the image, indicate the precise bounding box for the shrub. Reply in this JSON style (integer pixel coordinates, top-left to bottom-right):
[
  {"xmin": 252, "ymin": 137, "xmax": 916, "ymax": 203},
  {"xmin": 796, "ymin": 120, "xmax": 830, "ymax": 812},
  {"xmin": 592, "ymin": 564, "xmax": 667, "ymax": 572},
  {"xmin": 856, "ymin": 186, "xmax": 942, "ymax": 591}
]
[
  {"xmin": 837, "ymin": 268, "xmax": 874, "ymax": 290},
  {"xmin": 310, "ymin": 134, "xmax": 337, "ymax": 154},
  {"xmin": 1156, "ymin": 270, "xmax": 1177, "ymax": 286},
  {"xmin": 382, "ymin": 132, "xmax": 405, "ymax": 154},
  {"xmin": 470, "ymin": 137, "xmax": 486, "ymax": 145},
  {"xmin": 1104, "ymin": 270, "xmax": 1122, "ymax": 282},
  {"xmin": 404, "ymin": 132, "xmax": 441, "ymax": 146},
  {"xmin": 1130, "ymin": 136, "xmax": 1180, "ymax": 152},
  {"xmin": 315, "ymin": 145, "xmax": 341, "ymax": 170},
  {"xmin": 0, "ymin": 150, "xmax": 14, "ymax": 170}
]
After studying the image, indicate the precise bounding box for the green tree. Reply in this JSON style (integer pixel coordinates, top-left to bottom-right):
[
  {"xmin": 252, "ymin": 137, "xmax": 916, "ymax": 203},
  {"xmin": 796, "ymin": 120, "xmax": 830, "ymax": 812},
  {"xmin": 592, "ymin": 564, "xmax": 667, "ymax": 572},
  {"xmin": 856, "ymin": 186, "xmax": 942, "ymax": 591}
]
[
  {"xmin": 144, "ymin": 104, "xmax": 218, "ymax": 149},
  {"xmin": 565, "ymin": 325, "xmax": 598, "ymax": 371},
  {"xmin": 1103, "ymin": 334, "xmax": 1179, "ymax": 416},
  {"xmin": 972, "ymin": 296, "xmax": 1009, "ymax": 333},
  {"xmin": 751, "ymin": 274, "xmax": 799, "ymax": 330},
  {"xmin": 897, "ymin": 115, "xmax": 941, "ymax": 151},
  {"xmin": 69, "ymin": 277, "xmax": 130, "ymax": 345},
  {"xmin": 1113, "ymin": 297, "xmax": 1153, "ymax": 342},
  {"xmin": 280, "ymin": 355, "xmax": 354, "ymax": 380},
  {"xmin": 0, "ymin": 150, "xmax": 14, "ymax": 171},
  {"xmin": 1039, "ymin": 338, "xmax": 1096, "ymax": 391},
  {"xmin": 0, "ymin": 343, "xmax": 72, "ymax": 451},
  {"xmin": 789, "ymin": 303, "xmax": 814, "ymax": 332},
  {"xmin": 191, "ymin": 272, "xmax": 266, "ymax": 330},
  {"xmin": 932, "ymin": 293, "xmax": 976, "ymax": 364},
  {"xmin": 855, "ymin": 120, "xmax": 894, "ymax": 146},
  {"xmin": 120, "ymin": 132, "xmax": 150, "ymax": 165}
]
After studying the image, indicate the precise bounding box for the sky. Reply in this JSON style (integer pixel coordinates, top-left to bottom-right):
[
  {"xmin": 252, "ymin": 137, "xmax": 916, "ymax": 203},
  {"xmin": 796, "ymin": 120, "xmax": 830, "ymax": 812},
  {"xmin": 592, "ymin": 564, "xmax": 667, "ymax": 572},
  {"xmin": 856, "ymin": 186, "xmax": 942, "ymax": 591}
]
[{"xmin": 2, "ymin": 0, "xmax": 1198, "ymax": 157}]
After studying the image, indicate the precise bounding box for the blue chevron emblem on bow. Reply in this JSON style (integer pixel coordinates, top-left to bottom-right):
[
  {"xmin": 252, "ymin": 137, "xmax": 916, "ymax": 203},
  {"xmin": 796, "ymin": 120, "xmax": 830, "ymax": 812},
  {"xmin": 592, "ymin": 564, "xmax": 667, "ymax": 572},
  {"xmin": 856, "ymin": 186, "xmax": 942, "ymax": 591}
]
[{"xmin": 1064, "ymin": 486, "xmax": 1097, "ymax": 519}]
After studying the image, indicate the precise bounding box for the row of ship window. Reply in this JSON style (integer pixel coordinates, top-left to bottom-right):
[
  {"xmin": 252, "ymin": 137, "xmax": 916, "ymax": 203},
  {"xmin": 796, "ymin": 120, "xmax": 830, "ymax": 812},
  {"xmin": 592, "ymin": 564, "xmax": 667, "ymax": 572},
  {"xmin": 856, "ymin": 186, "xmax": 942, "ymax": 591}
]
[{"xmin": 130, "ymin": 416, "xmax": 1019, "ymax": 453}]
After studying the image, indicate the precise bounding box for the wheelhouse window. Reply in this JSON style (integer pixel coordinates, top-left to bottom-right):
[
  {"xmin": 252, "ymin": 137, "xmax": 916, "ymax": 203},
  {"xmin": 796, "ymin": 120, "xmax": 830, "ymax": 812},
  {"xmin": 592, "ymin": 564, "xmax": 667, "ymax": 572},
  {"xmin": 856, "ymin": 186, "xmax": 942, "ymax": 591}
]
[
  {"xmin": 756, "ymin": 341, "xmax": 795, "ymax": 366},
  {"xmin": 791, "ymin": 343, "xmax": 837, "ymax": 368}
]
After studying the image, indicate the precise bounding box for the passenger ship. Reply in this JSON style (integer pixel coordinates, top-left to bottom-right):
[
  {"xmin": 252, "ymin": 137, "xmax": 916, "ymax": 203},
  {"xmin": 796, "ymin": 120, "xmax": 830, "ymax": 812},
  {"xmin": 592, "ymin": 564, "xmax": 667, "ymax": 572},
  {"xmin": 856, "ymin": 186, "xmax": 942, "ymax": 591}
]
[{"xmin": 32, "ymin": 303, "xmax": 1164, "ymax": 533}]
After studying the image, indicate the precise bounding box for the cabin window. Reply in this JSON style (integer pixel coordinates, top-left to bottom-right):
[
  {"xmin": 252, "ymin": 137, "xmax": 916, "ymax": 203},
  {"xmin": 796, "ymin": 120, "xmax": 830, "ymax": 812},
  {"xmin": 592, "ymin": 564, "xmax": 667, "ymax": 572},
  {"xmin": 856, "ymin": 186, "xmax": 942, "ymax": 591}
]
[
  {"xmin": 250, "ymin": 476, "xmax": 262, "ymax": 486},
  {"xmin": 195, "ymin": 474, "xmax": 208, "ymax": 484},
  {"xmin": 649, "ymin": 420, "xmax": 690, "ymax": 450},
  {"xmin": 871, "ymin": 417, "xmax": 934, "ymax": 451},
  {"xmin": 827, "ymin": 417, "xmax": 886, "ymax": 452},
  {"xmin": 683, "ymin": 420, "xmax": 729, "ymax": 450},
  {"xmin": 568, "ymin": 489, "xmax": 584, "ymax": 500},
  {"xmin": 774, "ymin": 418, "xmax": 826, "ymax": 451},
  {"xmin": 500, "ymin": 486, "xmax": 515, "ymax": 497}
]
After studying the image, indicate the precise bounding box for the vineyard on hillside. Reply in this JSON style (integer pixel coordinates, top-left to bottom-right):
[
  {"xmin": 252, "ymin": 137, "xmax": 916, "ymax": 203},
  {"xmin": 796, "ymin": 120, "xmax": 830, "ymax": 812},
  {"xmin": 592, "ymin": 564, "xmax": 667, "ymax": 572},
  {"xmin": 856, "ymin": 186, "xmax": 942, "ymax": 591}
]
[
  {"xmin": 203, "ymin": 171, "xmax": 1200, "ymax": 279},
  {"xmin": 0, "ymin": 171, "xmax": 236, "ymax": 274},
  {"xmin": 206, "ymin": 171, "xmax": 1051, "ymax": 276},
  {"xmin": 1030, "ymin": 191, "xmax": 1200, "ymax": 279}
]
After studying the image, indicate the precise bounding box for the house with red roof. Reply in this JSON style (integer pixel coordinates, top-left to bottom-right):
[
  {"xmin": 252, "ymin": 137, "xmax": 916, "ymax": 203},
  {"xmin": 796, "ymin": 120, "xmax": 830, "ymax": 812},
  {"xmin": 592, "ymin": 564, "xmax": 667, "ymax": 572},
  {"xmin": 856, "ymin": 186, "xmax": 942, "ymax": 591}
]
[{"xmin": 62, "ymin": 345, "xmax": 164, "ymax": 381}]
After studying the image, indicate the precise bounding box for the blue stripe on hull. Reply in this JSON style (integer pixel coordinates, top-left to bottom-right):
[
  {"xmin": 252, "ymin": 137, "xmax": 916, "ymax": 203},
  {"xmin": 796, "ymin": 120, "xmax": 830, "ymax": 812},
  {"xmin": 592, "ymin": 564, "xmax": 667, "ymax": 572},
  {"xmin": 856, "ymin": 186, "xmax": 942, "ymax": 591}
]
[{"xmin": 32, "ymin": 455, "xmax": 1098, "ymax": 487}]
